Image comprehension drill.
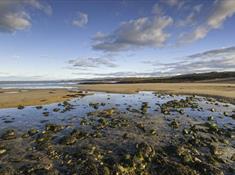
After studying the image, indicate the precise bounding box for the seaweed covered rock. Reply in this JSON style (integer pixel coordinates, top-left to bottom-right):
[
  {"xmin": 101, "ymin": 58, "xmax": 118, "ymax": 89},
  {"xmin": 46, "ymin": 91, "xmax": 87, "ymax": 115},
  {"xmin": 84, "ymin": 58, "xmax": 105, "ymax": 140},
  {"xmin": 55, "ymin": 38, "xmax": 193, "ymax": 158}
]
[
  {"xmin": 1, "ymin": 129, "xmax": 17, "ymax": 140},
  {"xmin": 45, "ymin": 124, "xmax": 64, "ymax": 132}
]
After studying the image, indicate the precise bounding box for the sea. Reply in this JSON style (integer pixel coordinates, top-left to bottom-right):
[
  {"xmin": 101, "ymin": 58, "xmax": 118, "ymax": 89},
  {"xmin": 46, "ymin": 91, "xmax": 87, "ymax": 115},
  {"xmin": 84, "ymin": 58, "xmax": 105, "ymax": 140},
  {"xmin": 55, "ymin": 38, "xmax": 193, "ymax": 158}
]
[{"xmin": 0, "ymin": 81, "xmax": 78, "ymax": 89}]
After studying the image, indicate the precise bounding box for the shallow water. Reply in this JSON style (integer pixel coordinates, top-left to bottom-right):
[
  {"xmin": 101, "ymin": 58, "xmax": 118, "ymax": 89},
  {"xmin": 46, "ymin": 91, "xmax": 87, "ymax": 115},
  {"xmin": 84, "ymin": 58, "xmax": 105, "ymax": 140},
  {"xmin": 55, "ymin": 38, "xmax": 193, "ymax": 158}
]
[
  {"xmin": 0, "ymin": 91, "xmax": 235, "ymax": 174},
  {"xmin": 0, "ymin": 81, "xmax": 78, "ymax": 89},
  {"xmin": 0, "ymin": 91, "xmax": 234, "ymax": 132}
]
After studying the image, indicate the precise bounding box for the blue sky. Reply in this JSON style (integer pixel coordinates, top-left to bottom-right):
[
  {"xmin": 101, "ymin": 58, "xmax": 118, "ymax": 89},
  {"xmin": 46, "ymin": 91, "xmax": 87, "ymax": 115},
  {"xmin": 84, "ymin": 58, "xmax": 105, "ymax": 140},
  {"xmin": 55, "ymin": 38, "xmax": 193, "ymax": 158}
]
[{"xmin": 0, "ymin": 0, "xmax": 235, "ymax": 80}]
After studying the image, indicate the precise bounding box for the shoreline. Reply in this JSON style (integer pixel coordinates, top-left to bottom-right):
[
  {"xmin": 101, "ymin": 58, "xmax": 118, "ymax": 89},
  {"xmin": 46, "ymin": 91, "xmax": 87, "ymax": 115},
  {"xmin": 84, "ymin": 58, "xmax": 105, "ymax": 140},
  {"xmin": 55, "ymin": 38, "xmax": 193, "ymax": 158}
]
[
  {"xmin": 0, "ymin": 89, "xmax": 83, "ymax": 109},
  {"xmin": 0, "ymin": 83, "xmax": 234, "ymax": 108},
  {"xmin": 79, "ymin": 83, "xmax": 235, "ymax": 104}
]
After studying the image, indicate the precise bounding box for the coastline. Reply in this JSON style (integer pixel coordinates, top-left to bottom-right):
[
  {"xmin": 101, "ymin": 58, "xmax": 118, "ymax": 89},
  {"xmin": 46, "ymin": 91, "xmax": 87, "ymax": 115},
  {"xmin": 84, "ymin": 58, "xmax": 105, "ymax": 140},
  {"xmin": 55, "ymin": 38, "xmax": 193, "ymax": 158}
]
[
  {"xmin": 79, "ymin": 83, "xmax": 235, "ymax": 104},
  {"xmin": 0, "ymin": 83, "xmax": 234, "ymax": 109}
]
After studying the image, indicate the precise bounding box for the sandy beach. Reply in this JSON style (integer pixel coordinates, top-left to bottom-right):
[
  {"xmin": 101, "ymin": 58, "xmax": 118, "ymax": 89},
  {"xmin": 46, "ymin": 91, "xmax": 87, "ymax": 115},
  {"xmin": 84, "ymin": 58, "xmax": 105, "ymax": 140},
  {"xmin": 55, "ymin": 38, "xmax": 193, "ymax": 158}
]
[
  {"xmin": 0, "ymin": 89, "xmax": 81, "ymax": 108},
  {"xmin": 0, "ymin": 83, "xmax": 234, "ymax": 108},
  {"xmin": 79, "ymin": 83, "xmax": 235, "ymax": 102}
]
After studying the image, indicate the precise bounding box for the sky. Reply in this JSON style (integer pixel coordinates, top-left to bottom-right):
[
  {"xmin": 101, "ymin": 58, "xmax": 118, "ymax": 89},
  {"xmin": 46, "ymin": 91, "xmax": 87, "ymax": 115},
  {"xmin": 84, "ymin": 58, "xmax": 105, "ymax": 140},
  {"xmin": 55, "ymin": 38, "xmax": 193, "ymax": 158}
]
[{"xmin": 0, "ymin": 0, "xmax": 235, "ymax": 81}]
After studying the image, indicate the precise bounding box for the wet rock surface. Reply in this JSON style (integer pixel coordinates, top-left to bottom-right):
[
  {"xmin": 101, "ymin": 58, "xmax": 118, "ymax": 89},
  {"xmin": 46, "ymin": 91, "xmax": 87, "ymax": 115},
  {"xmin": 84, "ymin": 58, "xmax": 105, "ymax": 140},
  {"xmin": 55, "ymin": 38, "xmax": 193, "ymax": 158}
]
[{"xmin": 0, "ymin": 92, "xmax": 234, "ymax": 174}]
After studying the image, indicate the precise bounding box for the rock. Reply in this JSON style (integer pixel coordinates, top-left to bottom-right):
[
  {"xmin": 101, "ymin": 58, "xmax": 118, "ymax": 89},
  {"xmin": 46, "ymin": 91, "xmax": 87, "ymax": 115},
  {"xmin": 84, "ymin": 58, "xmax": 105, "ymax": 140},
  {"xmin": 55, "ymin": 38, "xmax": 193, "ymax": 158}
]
[
  {"xmin": 21, "ymin": 133, "xmax": 30, "ymax": 138},
  {"xmin": 141, "ymin": 102, "xmax": 148, "ymax": 113},
  {"xmin": 0, "ymin": 165, "xmax": 14, "ymax": 175},
  {"xmin": 77, "ymin": 159, "xmax": 99, "ymax": 175},
  {"xmin": 182, "ymin": 128, "xmax": 189, "ymax": 135},
  {"xmin": 100, "ymin": 166, "xmax": 110, "ymax": 175},
  {"xmin": 122, "ymin": 133, "xmax": 128, "ymax": 139},
  {"xmin": 36, "ymin": 106, "xmax": 43, "ymax": 109},
  {"xmin": 89, "ymin": 102, "xmax": 100, "ymax": 109},
  {"xmin": 206, "ymin": 122, "xmax": 219, "ymax": 132},
  {"xmin": 208, "ymin": 116, "xmax": 214, "ymax": 121},
  {"xmin": 0, "ymin": 148, "xmax": 6, "ymax": 155},
  {"xmin": 80, "ymin": 119, "xmax": 89, "ymax": 126},
  {"xmin": 59, "ymin": 135, "xmax": 77, "ymax": 145},
  {"xmin": 17, "ymin": 105, "xmax": 24, "ymax": 109},
  {"xmin": 150, "ymin": 129, "xmax": 157, "ymax": 135},
  {"xmin": 104, "ymin": 109, "xmax": 114, "ymax": 116},
  {"xmin": 1, "ymin": 129, "xmax": 16, "ymax": 140},
  {"xmin": 223, "ymin": 112, "xmax": 228, "ymax": 116},
  {"xmin": 42, "ymin": 112, "xmax": 49, "ymax": 117},
  {"xmin": 53, "ymin": 108, "xmax": 60, "ymax": 112},
  {"xmin": 231, "ymin": 153, "xmax": 235, "ymax": 161},
  {"xmin": 28, "ymin": 128, "xmax": 38, "ymax": 136},
  {"xmin": 136, "ymin": 123, "xmax": 145, "ymax": 132},
  {"xmin": 170, "ymin": 119, "xmax": 179, "ymax": 129},
  {"xmin": 231, "ymin": 114, "xmax": 235, "ymax": 119},
  {"xmin": 210, "ymin": 145, "xmax": 223, "ymax": 156},
  {"xmin": 135, "ymin": 142, "xmax": 155, "ymax": 160},
  {"xmin": 45, "ymin": 124, "xmax": 64, "ymax": 132}
]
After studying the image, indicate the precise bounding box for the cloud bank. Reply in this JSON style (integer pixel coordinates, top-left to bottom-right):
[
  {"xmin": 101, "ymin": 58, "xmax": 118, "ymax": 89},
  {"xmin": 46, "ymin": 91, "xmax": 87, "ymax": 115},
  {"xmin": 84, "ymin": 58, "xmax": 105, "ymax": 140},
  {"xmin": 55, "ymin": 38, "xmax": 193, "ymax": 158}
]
[
  {"xmin": 76, "ymin": 47, "xmax": 235, "ymax": 78},
  {"xmin": 145, "ymin": 46, "xmax": 235, "ymax": 76}
]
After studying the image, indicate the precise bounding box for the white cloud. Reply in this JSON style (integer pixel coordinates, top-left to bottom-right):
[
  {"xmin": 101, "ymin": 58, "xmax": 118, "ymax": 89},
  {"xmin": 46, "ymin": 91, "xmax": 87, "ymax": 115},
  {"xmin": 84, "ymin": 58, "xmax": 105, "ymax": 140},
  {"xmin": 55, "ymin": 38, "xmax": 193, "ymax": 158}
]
[
  {"xmin": 24, "ymin": 0, "xmax": 52, "ymax": 15},
  {"xmin": 0, "ymin": 11, "xmax": 31, "ymax": 32},
  {"xmin": 0, "ymin": 72, "xmax": 9, "ymax": 75},
  {"xmin": 68, "ymin": 57, "xmax": 118, "ymax": 68},
  {"xmin": 177, "ymin": 4, "xmax": 203, "ymax": 27},
  {"xmin": 72, "ymin": 12, "xmax": 88, "ymax": 28},
  {"xmin": 180, "ymin": 0, "xmax": 235, "ymax": 43},
  {"xmin": 73, "ymin": 71, "xmax": 163, "ymax": 78},
  {"xmin": 162, "ymin": 0, "xmax": 179, "ymax": 7},
  {"xmin": 92, "ymin": 15, "xmax": 173, "ymax": 52},
  {"xmin": 161, "ymin": 0, "xmax": 185, "ymax": 9},
  {"xmin": 0, "ymin": 0, "xmax": 52, "ymax": 33}
]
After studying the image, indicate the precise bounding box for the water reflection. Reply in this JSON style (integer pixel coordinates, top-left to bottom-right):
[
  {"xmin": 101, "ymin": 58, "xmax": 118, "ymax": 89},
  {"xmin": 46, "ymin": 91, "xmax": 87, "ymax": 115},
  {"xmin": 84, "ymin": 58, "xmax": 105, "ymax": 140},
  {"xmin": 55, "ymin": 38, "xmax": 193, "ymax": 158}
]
[{"xmin": 0, "ymin": 92, "xmax": 234, "ymax": 132}]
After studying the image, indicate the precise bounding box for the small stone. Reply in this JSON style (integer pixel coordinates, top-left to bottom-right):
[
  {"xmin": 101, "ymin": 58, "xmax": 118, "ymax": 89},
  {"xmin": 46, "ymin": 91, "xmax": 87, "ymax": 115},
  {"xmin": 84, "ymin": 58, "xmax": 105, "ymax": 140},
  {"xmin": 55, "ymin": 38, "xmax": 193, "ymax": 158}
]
[
  {"xmin": 59, "ymin": 135, "xmax": 77, "ymax": 145},
  {"xmin": 122, "ymin": 133, "xmax": 128, "ymax": 139},
  {"xmin": 136, "ymin": 123, "xmax": 145, "ymax": 132},
  {"xmin": 28, "ymin": 128, "xmax": 38, "ymax": 136},
  {"xmin": 42, "ymin": 112, "xmax": 49, "ymax": 117},
  {"xmin": 208, "ymin": 116, "xmax": 214, "ymax": 121},
  {"xmin": 17, "ymin": 105, "xmax": 24, "ymax": 110},
  {"xmin": 182, "ymin": 128, "xmax": 189, "ymax": 135},
  {"xmin": 36, "ymin": 106, "xmax": 43, "ymax": 109},
  {"xmin": 231, "ymin": 114, "xmax": 235, "ymax": 119},
  {"xmin": 210, "ymin": 145, "xmax": 223, "ymax": 156},
  {"xmin": 208, "ymin": 123, "xmax": 219, "ymax": 132},
  {"xmin": 231, "ymin": 153, "xmax": 235, "ymax": 161},
  {"xmin": 45, "ymin": 124, "xmax": 64, "ymax": 132},
  {"xmin": 0, "ymin": 149, "xmax": 6, "ymax": 155},
  {"xmin": 170, "ymin": 119, "xmax": 179, "ymax": 129},
  {"xmin": 211, "ymin": 108, "xmax": 215, "ymax": 112},
  {"xmin": 150, "ymin": 129, "xmax": 157, "ymax": 135}
]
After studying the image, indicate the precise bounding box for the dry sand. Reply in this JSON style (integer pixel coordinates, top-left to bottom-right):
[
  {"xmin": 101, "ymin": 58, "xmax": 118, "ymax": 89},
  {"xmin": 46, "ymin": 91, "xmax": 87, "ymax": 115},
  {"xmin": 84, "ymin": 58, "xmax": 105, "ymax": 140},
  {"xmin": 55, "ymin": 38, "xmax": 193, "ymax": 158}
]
[
  {"xmin": 79, "ymin": 83, "xmax": 235, "ymax": 102},
  {"xmin": 0, "ymin": 89, "xmax": 78, "ymax": 108}
]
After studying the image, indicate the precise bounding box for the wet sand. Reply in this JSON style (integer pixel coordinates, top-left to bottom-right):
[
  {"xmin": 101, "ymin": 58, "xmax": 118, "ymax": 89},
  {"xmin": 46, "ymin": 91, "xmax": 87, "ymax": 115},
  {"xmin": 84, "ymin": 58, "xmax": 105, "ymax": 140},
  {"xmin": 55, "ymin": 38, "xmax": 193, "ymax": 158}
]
[
  {"xmin": 0, "ymin": 89, "xmax": 84, "ymax": 109},
  {"xmin": 79, "ymin": 83, "xmax": 235, "ymax": 103},
  {"xmin": 0, "ymin": 83, "xmax": 234, "ymax": 109}
]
